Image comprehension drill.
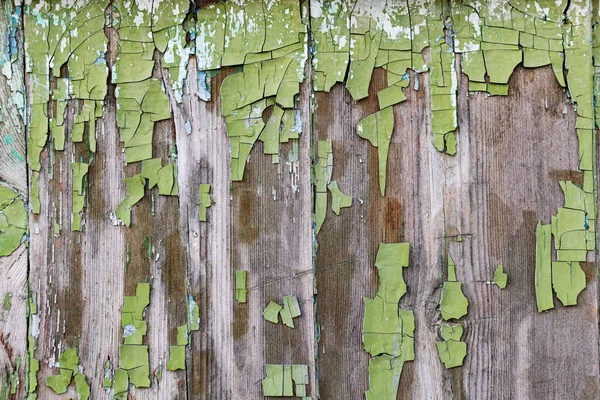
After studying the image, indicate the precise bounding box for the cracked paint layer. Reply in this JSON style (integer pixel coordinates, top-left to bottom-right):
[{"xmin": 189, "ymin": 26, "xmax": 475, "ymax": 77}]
[
  {"xmin": 362, "ymin": 243, "xmax": 414, "ymax": 400},
  {"xmin": 166, "ymin": 294, "xmax": 201, "ymax": 371},
  {"xmin": 437, "ymin": 253, "xmax": 468, "ymax": 369},
  {"xmin": 436, "ymin": 324, "xmax": 467, "ymax": 369},
  {"xmin": 439, "ymin": 253, "xmax": 469, "ymax": 321},
  {"xmin": 45, "ymin": 348, "xmax": 90, "ymax": 400},
  {"xmin": 261, "ymin": 364, "xmax": 310, "ymax": 398},
  {"xmin": 263, "ymin": 296, "xmax": 302, "ymax": 328},
  {"xmin": 195, "ymin": 0, "xmax": 308, "ymax": 182},
  {"xmin": 26, "ymin": 283, "xmax": 39, "ymax": 399},
  {"xmin": 24, "ymin": 0, "xmax": 109, "ymax": 215},
  {"xmin": 116, "ymin": 283, "xmax": 150, "ymax": 398},
  {"xmin": 313, "ymin": 139, "xmax": 351, "ymax": 234},
  {"xmin": 0, "ymin": 185, "xmax": 27, "ymax": 256}
]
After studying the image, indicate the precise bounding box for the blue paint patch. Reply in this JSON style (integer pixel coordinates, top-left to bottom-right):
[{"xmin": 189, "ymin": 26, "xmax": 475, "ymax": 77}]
[
  {"xmin": 184, "ymin": 120, "xmax": 191, "ymax": 135},
  {"xmin": 11, "ymin": 149, "xmax": 24, "ymax": 163},
  {"xmin": 197, "ymin": 71, "xmax": 211, "ymax": 101},
  {"xmin": 95, "ymin": 51, "xmax": 106, "ymax": 65}
]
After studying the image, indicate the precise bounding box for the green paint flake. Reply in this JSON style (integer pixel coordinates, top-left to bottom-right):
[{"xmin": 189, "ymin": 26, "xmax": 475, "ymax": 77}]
[
  {"xmin": 314, "ymin": 139, "xmax": 333, "ymax": 235},
  {"xmin": 327, "ymin": 181, "xmax": 352, "ymax": 215},
  {"xmin": 118, "ymin": 283, "xmax": 151, "ymax": 393},
  {"xmin": 261, "ymin": 364, "xmax": 309, "ymax": 397},
  {"xmin": 365, "ymin": 354, "xmax": 404, "ymax": 400},
  {"xmin": 116, "ymin": 175, "xmax": 145, "ymax": 227},
  {"xmin": 157, "ymin": 163, "xmax": 179, "ymax": 196},
  {"xmin": 347, "ymin": 31, "xmax": 382, "ymax": 101},
  {"xmin": 552, "ymin": 261, "xmax": 586, "ymax": 307},
  {"xmin": 71, "ymin": 163, "xmax": 89, "ymax": 231},
  {"xmin": 45, "ymin": 348, "xmax": 80, "ymax": 395},
  {"xmin": 263, "ymin": 301, "xmax": 283, "ymax": 324},
  {"xmin": 176, "ymin": 325, "xmax": 188, "ymax": 346},
  {"xmin": 260, "ymin": 106, "xmax": 284, "ymax": 155},
  {"xmin": 440, "ymin": 254, "xmax": 469, "ymax": 321},
  {"xmin": 3, "ymin": 293, "xmax": 11, "ymax": 311},
  {"xmin": 377, "ymin": 84, "xmax": 407, "ymax": 109},
  {"xmin": 141, "ymin": 158, "xmax": 162, "ymax": 189},
  {"xmin": 235, "ymin": 270, "xmax": 248, "ymax": 303},
  {"xmin": 493, "ymin": 265, "xmax": 507, "ymax": 289},
  {"xmin": 363, "ymin": 243, "xmax": 414, "ymax": 399},
  {"xmin": 356, "ymin": 107, "xmax": 394, "ymax": 196},
  {"xmin": 166, "ymin": 345, "xmax": 186, "ymax": 371},
  {"xmin": 74, "ymin": 373, "xmax": 90, "ymax": 400},
  {"xmin": 280, "ymin": 295, "xmax": 301, "ymax": 328},
  {"xmin": 113, "ymin": 369, "xmax": 128, "ymax": 397},
  {"xmin": 0, "ymin": 185, "xmax": 27, "ymax": 256},
  {"xmin": 199, "ymin": 184, "xmax": 211, "ymax": 222},
  {"xmin": 436, "ymin": 324, "xmax": 467, "ymax": 369},
  {"xmin": 535, "ymin": 222, "xmax": 553, "ymax": 312}
]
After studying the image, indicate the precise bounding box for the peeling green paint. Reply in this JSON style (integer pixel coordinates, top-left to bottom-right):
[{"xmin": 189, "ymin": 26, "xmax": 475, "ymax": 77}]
[
  {"xmin": 0, "ymin": 185, "xmax": 27, "ymax": 256},
  {"xmin": 363, "ymin": 243, "xmax": 414, "ymax": 400},
  {"xmin": 280, "ymin": 295, "xmax": 302, "ymax": 328},
  {"xmin": 327, "ymin": 181, "xmax": 352, "ymax": 215},
  {"xmin": 357, "ymin": 107, "xmax": 394, "ymax": 196},
  {"xmin": 26, "ymin": 283, "xmax": 39, "ymax": 399},
  {"xmin": 440, "ymin": 253, "xmax": 469, "ymax": 321},
  {"xmin": 535, "ymin": 222, "xmax": 553, "ymax": 312},
  {"xmin": 199, "ymin": 184, "xmax": 211, "ymax": 222},
  {"xmin": 493, "ymin": 265, "xmax": 507, "ymax": 289},
  {"xmin": 436, "ymin": 324, "xmax": 467, "ymax": 369},
  {"xmin": 263, "ymin": 301, "xmax": 283, "ymax": 324},
  {"xmin": 552, "ymin": 261, "xmax": 586, "ymax": 306},
  {"xmin": 235, "ymin": 270, "xmax": 247, "ymax": 303},
  {"xmin": 166, "ymin": 346, "xmax": 186, "ymax": 371},
  {"xmin": 261, "ymin": 364, "xmax": 309, "ymax": 397},
  {"xmin": 117, "ymin": 283, "xmax": 151, "ymax": 396},
  {"xmin": 45, "ymin": 348, "xmax": 89, "ymax": 399}
]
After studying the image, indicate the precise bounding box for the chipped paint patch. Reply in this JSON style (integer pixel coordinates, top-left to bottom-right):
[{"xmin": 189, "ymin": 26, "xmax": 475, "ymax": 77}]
[{"xmin": 362, "ymin": 243, "xmax": 414, "ymax": 399}]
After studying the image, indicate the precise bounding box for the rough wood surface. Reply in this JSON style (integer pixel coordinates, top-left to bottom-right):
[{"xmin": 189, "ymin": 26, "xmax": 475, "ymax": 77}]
[{"xmin": 0, "ymin": 1, "xmax": 598, "ymax": 399}]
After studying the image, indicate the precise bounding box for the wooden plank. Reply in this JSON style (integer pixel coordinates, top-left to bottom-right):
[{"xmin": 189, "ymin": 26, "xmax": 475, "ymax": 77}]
[
  {"xmin": 0, "ymin": 1, "xmax": 27, "ymax": 398},
  {"xmin": 452, "ymin": 65, "xmax": 600, "ymax": 399},
  {"xmin": 314, "ymin": 67, "xmax": 447, "ymax": 399}
]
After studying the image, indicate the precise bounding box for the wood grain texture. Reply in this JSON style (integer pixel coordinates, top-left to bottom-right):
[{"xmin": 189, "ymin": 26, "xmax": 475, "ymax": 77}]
[
  {"xmin": 0, "ymin": 1, "xmax": 598, "ymax": 399},
  {"xmin": 0, "ymin": 2, "xmax": 27, "ymax": 398}
]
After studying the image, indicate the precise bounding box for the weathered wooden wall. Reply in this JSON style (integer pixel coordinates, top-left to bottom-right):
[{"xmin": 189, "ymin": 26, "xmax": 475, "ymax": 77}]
[{"xmin": 0, "ymin": 0, "xmax": 598, "ymax": 399}]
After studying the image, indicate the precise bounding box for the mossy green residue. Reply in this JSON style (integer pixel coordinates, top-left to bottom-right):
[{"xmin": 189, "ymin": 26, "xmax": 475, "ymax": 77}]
[{"xmin": 2, "ymin": 292, "xmax": 11, "ymax": 311}]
